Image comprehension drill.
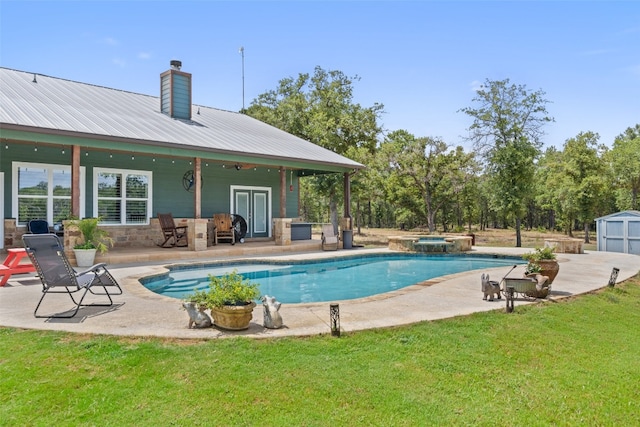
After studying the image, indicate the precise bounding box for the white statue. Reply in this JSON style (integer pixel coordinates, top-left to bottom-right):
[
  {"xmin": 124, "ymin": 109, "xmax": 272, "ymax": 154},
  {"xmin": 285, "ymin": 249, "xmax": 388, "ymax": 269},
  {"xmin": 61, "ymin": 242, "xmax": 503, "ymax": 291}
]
[
  {"xmin": 481, "ymin": 273, "xmax": 501, "ymax": 301},
  {"xmin": 182, "ymin": 301, "xmax": 212, "ymax": 329},
  {"xmin": 261, "ymin": 295, "xmax": 283, "ymax": 329}
]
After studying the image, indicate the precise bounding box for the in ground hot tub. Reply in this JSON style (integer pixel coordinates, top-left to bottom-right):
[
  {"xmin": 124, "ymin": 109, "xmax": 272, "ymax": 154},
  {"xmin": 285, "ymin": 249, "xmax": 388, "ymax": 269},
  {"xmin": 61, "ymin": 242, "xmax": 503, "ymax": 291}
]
[{"xmin": 388, "ymin": 235, "xmax": 473, "ymax": 253}]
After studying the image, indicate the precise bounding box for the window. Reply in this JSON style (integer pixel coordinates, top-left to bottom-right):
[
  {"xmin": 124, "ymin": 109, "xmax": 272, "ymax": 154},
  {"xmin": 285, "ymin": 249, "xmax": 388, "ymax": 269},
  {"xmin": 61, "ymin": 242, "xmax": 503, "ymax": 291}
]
[
  {"xmin": 12, "ymin": 162, "xmax": 84, "ymax": 226},
  {"xmin": 94, "ymin": 168, "xmax": 152, "ymax": 225}
]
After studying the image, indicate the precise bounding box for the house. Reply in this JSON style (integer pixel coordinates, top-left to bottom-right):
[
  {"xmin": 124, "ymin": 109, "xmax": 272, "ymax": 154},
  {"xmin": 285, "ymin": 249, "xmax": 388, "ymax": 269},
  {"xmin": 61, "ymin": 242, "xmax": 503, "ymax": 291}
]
[
  {"xmin": 595, "ymin": 210, "xmax": 640, "ymax": 255},
  {"xmin": 0, "ymin": 61, "xmax": 362, "ymax": 251}
]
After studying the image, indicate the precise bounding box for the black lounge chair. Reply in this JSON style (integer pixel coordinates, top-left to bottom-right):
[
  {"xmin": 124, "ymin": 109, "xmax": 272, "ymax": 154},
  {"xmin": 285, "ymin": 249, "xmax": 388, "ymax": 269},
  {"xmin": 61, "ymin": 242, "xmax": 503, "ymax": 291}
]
[{"xmin": 22, "ymin": 234, "xmax": 122, "ymax": 318}]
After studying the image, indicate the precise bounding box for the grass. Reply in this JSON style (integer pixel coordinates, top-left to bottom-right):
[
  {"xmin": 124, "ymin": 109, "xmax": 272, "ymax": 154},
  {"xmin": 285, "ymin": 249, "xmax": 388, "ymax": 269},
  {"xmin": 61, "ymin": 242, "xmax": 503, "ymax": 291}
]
[{"xmin": 2, "ymin": 276, "xmax": 639, "ymax": 426}]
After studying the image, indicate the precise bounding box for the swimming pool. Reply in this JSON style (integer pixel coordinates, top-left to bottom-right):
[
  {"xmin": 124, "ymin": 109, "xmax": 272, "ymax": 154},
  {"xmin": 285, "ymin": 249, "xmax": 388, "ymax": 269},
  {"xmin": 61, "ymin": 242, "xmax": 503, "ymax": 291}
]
[{"xmin": 141, "ymin": 253, "xmax": 523, "ymax": 304}]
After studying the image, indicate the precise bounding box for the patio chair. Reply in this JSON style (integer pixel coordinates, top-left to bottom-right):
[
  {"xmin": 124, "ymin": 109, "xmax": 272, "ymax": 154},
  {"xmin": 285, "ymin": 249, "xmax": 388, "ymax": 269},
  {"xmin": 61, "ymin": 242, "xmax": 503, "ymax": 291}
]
[
  {"xmin": 27, "ymin": 219, "xmax": 50, "ymax": 234},
  {"xmin": 158, "ymin": 213, "xmax": 188, "ymax": 248},
  {"xmin": 22, "ymin": 234, "xmax": 123, "ymax": 318},
  {"xmin": 213, "ymin": 213, "xmax": 235, "ymax": 245},
  {"xmin": 321, "ymin": 224, "xmax": 339, "ymax": 251}
]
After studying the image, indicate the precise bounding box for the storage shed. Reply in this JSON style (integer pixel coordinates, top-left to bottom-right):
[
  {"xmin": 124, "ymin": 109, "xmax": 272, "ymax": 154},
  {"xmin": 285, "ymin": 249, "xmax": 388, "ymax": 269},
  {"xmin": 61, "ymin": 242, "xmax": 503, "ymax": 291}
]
[{"xmin": 595, "ymin": 210, "xmax": 640, "ymax": 255}]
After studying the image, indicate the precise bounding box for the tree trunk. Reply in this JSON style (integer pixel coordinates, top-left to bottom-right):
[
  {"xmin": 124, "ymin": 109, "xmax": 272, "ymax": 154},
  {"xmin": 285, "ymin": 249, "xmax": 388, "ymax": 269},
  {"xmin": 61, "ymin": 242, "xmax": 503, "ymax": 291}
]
[
  {"xmin": 356, "ymin": 199, "xmax": 361, "ymax": 235},
  {"xmin": 330, "ymin": 197, "xmax": 338, "ymax": 235},
  {"xmin": 425, "ymin": 193, "xmax": 436, "ymax": 233},
  {"xmin": 584, "ymin": 222, "xmax": 590, "ymax": 243},
  {"xmin": 515, "ymin": 217, "xmax": 522, "ymax": 247}
]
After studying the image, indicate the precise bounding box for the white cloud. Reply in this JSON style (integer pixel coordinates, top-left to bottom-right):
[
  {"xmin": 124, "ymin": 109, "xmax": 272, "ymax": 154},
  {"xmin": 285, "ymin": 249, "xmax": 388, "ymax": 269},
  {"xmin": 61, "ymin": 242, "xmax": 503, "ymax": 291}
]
[
  {"xmin": 103, "ymin": 37, "xmax": 118, "ymax": 46},
  {"xmin": 112, "ymin": 58, "xmax": 126, "ymax": 68},
  {"xmin": 469, "ymin": 80, "xmax": 482, "ymax": 92},
  {"xmin": 138, "ymin": 52, "xmax": 152, "ymax": 60}
]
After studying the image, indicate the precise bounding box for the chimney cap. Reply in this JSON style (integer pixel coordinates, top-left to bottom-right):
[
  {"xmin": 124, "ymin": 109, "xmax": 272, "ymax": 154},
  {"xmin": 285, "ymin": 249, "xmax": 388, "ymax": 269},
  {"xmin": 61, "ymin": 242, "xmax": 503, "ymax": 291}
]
[{"xmin": 170, "ymin": 60, "xmax": 182, "ymax": 70}]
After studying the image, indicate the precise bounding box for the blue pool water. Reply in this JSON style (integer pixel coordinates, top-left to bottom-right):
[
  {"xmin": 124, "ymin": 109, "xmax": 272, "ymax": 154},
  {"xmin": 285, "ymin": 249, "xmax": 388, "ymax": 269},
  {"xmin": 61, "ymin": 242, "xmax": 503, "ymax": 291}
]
[{"xmin": 141, "ymin": 253, "xmax": 523, "ymax": 304}]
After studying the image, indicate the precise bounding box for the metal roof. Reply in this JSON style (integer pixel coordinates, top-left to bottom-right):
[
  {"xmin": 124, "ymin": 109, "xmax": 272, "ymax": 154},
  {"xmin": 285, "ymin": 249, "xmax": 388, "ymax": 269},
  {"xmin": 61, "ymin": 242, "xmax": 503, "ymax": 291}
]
[
  {"xmin": 0, "ymin": 67, "xmax": 363, "ymax": 171},
  {"xmin": 595, "ymin": 210, "xmax": 640, "ymax": 221}
]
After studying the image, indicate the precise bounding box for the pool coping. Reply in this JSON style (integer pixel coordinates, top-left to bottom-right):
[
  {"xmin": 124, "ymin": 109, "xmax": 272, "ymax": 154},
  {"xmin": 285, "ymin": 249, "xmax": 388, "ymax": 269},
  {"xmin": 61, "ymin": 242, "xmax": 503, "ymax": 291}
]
[
  {"xmin": 1, "ymin": 247, "xmax": 638, "ymax": 340},
  {"xmin": 138, "ymin": 251, "xmax": 526, "ymax": 305}
]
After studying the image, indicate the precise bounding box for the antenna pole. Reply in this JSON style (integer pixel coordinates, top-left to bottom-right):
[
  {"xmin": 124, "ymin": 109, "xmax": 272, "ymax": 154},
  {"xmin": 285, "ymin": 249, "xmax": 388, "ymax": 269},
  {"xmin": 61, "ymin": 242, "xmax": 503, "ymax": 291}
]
[{"xmin": 239, "ymin": 46, "xmax": 245, "ymax": 112}]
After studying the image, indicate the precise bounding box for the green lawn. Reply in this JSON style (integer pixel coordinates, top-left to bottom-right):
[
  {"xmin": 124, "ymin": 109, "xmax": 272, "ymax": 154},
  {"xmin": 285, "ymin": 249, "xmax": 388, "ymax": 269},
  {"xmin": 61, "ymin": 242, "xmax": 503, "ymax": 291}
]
[{"xmin": 2, "ymin": 276, "xmax": 639, "ymax": 426}]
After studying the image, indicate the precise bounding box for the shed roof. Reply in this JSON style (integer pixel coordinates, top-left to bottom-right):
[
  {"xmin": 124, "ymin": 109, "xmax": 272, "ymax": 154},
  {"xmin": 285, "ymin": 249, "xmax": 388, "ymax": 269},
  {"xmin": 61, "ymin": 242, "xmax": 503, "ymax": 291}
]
[
  {"xmin": 0, "ymin": 67, "xmax": 363, "ymax": 172},
  {"xmin": 595, "ymin": 210, "xmax": 640, "ymax": 221}
]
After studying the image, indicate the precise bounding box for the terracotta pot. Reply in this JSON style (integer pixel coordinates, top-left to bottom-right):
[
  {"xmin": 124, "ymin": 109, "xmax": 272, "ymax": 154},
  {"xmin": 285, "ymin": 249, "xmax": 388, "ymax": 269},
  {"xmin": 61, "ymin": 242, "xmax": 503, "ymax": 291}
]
[
  {"xmin": 537, "ymin": 260, "xmax": 559, "ymax": 285},
  {"xmin": 211, "ymin": 301, "xmax": 256, "ymax": 330}
]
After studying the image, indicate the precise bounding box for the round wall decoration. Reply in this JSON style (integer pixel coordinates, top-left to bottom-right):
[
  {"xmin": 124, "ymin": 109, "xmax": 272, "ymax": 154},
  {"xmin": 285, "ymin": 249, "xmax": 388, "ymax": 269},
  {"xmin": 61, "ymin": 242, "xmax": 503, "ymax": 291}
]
[{"xmin": 182, "ymin": 170, "xmax": 202, "ymax": 192}]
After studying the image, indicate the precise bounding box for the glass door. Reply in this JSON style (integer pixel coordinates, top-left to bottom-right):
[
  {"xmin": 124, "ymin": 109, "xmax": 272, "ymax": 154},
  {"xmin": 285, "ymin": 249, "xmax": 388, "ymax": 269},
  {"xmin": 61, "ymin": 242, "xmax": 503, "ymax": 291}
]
[{"xmin": 231, "ymin": 186, "xmax": 271, "ymax": 238}]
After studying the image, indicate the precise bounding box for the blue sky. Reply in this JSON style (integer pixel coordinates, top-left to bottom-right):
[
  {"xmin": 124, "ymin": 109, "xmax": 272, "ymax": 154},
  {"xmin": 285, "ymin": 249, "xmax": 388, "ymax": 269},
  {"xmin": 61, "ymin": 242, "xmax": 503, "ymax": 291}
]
[{"xmin": 1, "ymin": 1, "xmax": 638, "ymax": 150}]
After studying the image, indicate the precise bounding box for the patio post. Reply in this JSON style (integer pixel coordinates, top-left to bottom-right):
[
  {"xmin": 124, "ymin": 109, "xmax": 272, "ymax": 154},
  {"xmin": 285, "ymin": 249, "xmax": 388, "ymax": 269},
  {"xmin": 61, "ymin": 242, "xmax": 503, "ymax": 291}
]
[
  {"xmin": 280, "ymin": 168, "xmax": 286, "ymax": 218},
  {"xmin": 194, "ymin": 157, "xmax": 201, "ymax": 219},
  {"xmin": 71, "ymin": 145, "xmax": 81, "ymax": 218}
]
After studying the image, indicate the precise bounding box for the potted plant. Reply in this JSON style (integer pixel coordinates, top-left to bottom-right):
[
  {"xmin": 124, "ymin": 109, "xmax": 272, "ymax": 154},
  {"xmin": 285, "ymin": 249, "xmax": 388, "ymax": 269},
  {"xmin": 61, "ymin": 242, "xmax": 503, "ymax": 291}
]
[
  {"xmin": 524, "ymin": 262, "xmax": 542, "ymax": 276},
  {"xmin": 522, "ymin": 246, "xmax": 559, "ymax": 284},
  {"xmin": 69, "ymin": 217, "xmax": 113, "ymax": 267},
  {"xmin": 185, "ymin": 270, "xmax": 261, "ymax": 330}
]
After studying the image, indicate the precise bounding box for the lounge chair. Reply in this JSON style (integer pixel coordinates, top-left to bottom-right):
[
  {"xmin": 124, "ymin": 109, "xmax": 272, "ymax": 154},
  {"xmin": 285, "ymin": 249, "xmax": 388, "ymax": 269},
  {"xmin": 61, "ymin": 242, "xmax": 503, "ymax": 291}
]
[
  {"xmin": 158, "ymin": 213, "xmax": 188, "ymax": 247},
  {"xmin": 321, "ymin": 224, "xmax": 339, "ymax": 251},
  {"xmin": 213, "ymin": 213, "xmax": 235, "ymax": 245},
  {"xmin": 22, "ymin": 234, "xmax": 123, "ymax": 318},
  {"xmin": 27, "ymin": 219, "xmax": 50, "ymax": 234}
]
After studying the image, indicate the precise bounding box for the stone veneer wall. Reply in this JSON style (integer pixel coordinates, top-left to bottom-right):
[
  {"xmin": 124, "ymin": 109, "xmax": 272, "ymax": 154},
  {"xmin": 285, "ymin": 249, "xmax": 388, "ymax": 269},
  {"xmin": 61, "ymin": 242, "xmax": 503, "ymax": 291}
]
[
  {"xmin": 388, "ymin": 235, "xmax": 473, "ymax": 253},
  {"xmin": 2, "ymin": 217, "xmax": 206, "ymax": 251}
]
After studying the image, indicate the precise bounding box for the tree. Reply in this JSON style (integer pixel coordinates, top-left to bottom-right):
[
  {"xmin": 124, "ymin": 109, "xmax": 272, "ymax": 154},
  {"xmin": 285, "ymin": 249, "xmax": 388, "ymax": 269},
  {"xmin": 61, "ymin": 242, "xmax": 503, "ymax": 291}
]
[
  {"xmin": 460, "ymin": 78, "xmax": 554, "ymax": 247},
  {"xmin": 608, "ymin": 124, "xmax": 640, "ymax": 210},
  {"xmin": 245, "ymin": 67, "xmax": 383, "ymax": 229},
  {"xmin": 381, "ymin": 130, "xmax": 476, "ymax": 232},
  {"xmin": 559, "ymin": 132, "xmax": 609, "ymax": 242}
]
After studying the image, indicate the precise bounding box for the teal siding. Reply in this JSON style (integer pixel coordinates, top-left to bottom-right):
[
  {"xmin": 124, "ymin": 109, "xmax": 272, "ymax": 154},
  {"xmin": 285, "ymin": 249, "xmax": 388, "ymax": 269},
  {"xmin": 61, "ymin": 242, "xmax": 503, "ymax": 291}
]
[
  {"xmin": 160, "ymin": 73, "xmax": 190, "ymax": 120},
  {"xmin": 1, "ymin": 144, "xmax": 300, "ymax": 220},
  {"xmin": 171, "ymin": 74, "xmax": 191, "ymax": 120},
  {"xmin": 160, "ymin": 75, "xmax": 171, "ymax": 115},
  {"xmin": 286, "ymin": 176, "xmax": 300, "ymax": 217}
]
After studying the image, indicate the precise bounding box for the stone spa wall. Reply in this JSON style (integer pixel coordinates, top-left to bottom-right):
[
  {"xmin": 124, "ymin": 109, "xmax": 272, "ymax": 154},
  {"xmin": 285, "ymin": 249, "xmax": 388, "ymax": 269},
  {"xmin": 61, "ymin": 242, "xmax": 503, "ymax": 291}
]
[{"xmin": 388, "ymin": 235, "xmax": 473, "ymax": 253}]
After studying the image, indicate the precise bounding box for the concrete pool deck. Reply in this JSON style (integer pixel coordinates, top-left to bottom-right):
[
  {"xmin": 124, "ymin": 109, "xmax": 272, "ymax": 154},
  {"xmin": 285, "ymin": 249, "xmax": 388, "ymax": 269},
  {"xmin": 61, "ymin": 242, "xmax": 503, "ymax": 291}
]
[{"xmin": 1, "ymin": 247, "xmax": 638, "ymax": 339}]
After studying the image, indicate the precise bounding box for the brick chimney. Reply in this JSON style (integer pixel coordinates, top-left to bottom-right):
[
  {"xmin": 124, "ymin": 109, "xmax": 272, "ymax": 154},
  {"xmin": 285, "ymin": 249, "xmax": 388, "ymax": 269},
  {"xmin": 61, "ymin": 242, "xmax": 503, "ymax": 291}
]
[{"xmin": 160, "ymin": 60, "xmax": 192, "ymax": 120}]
